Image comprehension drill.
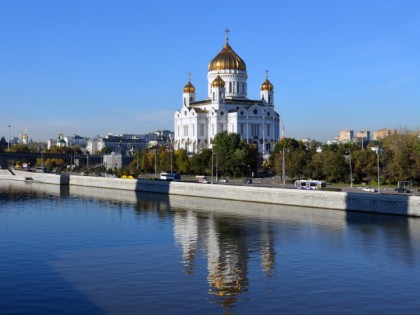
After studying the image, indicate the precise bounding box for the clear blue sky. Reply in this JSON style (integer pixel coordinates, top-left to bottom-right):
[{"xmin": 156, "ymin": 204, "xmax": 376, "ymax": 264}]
[{"xmin": 1, "ymin": 0, "xmax": 419, "ymax": 142}]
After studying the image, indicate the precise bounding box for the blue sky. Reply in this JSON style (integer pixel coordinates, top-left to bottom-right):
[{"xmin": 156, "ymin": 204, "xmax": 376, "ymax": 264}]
[{"xmin": 1, "ymin": 0, "xmax": 419, "ymax": 142}]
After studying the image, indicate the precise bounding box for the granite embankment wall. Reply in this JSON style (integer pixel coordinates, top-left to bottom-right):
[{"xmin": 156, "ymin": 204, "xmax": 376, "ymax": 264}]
[
  {"xmin": 10, "ymin": 170, "xmax": 70, "ymax": 185},
  {"xmin": 1, "ymin": 170, "xmax": 419, "ymax": 217},
  {"xmin": 68, "ymin": 175, "xmax": 420, "ymax": 217}
]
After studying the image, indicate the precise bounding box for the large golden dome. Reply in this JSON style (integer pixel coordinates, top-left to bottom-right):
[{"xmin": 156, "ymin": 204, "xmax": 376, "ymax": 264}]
[
  {"xmin": 208, "ymin": 42, "xmax": 246, "ymax": 72},
  {"xmin": 183, "ymin": 81, "xmax": 195, "ymax": 93}
]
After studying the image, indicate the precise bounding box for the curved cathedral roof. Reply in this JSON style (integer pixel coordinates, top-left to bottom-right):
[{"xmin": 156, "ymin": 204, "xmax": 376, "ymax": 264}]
[{"xmin": 208, "ymin": 31, "xmax": 246, "ymax": 71}]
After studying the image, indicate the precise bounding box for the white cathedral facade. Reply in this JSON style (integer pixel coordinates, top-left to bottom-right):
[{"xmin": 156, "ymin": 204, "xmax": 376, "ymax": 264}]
[{"xmin": 174, "ymin": 31, "xmax": 280, "ymax": 156}]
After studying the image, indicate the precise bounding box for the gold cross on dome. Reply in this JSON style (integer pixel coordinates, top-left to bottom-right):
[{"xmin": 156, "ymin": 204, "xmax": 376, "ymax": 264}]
[
  {"xmin": 225, "ymin": 28, "xmax": 230, "ymax": 42},
  {"xmin": 266, "ymin": 69, "xmax": 269, "ymax": 80},
  {"xmin": 187, "ymin": 72, "xmax": 191, "ymax": 82}
]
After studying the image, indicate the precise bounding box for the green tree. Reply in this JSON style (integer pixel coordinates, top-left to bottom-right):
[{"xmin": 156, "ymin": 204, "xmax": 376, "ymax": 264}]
[
  {"xmin": 382, "ymin": 133, "xmax": 418, "ymax": 183},
  {"xmin": 174, "ymin": 149, "xmax": 190, "ymax": 174},
  {"xmin": 98, "ymin": 146, "xmax": 112, "ymax": 155},
  {"xmin": 8, "ymin": 144, "xmax": 30, "ymax": 153},
  {"xmin": 190, "ymin": 149, "xmax": 212, "ymax": 175}
]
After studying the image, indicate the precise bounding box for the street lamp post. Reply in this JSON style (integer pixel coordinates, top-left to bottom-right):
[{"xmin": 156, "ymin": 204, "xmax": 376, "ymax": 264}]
[
  {"xmin": 8, "ymin": 124, "xmax": 11, "ymax": 151},
  {"xmin": 211, "ymin": 152, "xmax": 214, "ymax": 184},
  {"xmin": 170, "ymin": 149, "xmax": 173, "ymax": 174},
  {"xmin": 371, "ymin": 146, "xmax": 382, "ymax": 193},
  {"xmin": 347, "ymin": 150, "xmax": 353, "ymax": 188},
  {"xmin": 154, "ymin": 150, "xmax": 157, "ymax": 179},
  {"xmin": 215, "ymin": 154, "xmax": 218, "ymax": 183},
  {"xmin": 282, "ymin": 146, "xmax": 286, "ymax": 188}
]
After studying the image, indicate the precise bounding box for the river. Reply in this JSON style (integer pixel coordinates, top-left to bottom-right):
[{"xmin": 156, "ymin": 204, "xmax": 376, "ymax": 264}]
[{"xmin": 1, "ymin": 181, "xmax": 420, "ymax": 314}]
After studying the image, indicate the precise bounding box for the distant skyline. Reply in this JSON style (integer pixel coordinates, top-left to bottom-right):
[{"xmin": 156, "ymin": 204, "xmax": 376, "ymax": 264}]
[{"xmin": 1, "ymin": 0, "xmax": 419, "ymax": 142}]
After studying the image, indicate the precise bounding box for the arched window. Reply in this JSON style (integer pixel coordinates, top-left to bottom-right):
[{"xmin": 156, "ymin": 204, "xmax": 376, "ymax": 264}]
[
  {"xmin": 184, "ymin": 97, "xmax": 186, "ymax": 105},
  {"xmin": 213, "ymin": 92, "xmax": 215, "ymax": 101}
]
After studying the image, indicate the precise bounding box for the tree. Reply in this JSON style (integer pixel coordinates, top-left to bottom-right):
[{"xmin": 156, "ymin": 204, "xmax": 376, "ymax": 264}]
[
  {"xmin": 190, "ymin": 149, "xmax": 212, "ymax": 175},
  {"xmin": 382, "ymin": 133, "xmax": 418, "ymax": 183},
  {"xmin": 8, "ymin": 144, "xmax": 30, "ymax": 153},
  {"xmin": 98, "ymin": 146, "xmax": 112, "ymax": 155},
  {"xmin": 174, "ymin": 149, "xmax": 190, "ymax": 174},
  {"xmin": 212, "ymin": 132, "xmax": 257, "ymax": 175}
]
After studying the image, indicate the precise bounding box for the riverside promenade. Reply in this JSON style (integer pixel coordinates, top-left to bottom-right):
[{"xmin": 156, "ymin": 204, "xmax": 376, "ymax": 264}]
[{"xmin": 2, "ymin": 170, "xmax": 420, "ymax": 217}]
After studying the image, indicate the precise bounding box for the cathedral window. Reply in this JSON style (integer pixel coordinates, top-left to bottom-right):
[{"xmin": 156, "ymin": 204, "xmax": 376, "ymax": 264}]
[
  {"xmin": 253, "ymin": 109, "xmax": 258, "ymax": 115},
  {"xmin": 184, "ymin": 97, "xmax": 186, "ymax": 105},
  {"xmin": 251, "ymin": 124, "xmax": 260, "ymax": 136},
  {"xmin": 237, "ymin": 82, "xmax": 240, "ymax": 93},
  {"xmin": 268, "ymin": 95, "xmax": 272, "ymax": 104},
  {"xmin": 213, "ymin": 92, "xmax": 215, "ymax": 101},
  {"xmin": 199, "ymin": 124, "xmax": 205, "ymax": 137},
  {"xmin": 229, "ymin": 82, "xmax": 232, "ymax": 93}
]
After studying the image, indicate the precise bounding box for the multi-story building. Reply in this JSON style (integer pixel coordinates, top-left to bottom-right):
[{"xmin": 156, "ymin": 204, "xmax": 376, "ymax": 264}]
[
  {"xmin": 66, "ymin": 134, "xmax": 88, "ymax": 148},
  {"xmin": 86, "ymin": 131, "xmax": 173, "ymax": 155},
  {"xmin": 86, "ymin": 134, "xmax": 147, "ymax": 155},
  {"xmin": 174, "ymin": 30, "xmax": 280, "ymax": 156},
  {"xmin": 338, "ymin": 130, "xmax": 354, "ymax": 143},
  {"xmin": 355, "ymin": 130, "xmax": 370, "ymax": 148},
  {"xmin": 373, "ymin": 128, "xmax": 397, "ymax": 140}
]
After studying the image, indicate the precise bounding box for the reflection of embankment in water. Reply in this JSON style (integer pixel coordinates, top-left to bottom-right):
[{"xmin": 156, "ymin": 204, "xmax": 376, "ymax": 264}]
[
  {"xmin": 69, "ymin": 185, "xmax": 140, "ymax": 204},
  {"xmin": 69, "ymin": 184, "xmax": 346, "ymax": 228},
  {"xmin": 0, "ymin": 180, "xmax": 69, "ymax": 197},
  {"xmin": 169, "ymin": 193, "xmax": 348, "ymax": 230}
]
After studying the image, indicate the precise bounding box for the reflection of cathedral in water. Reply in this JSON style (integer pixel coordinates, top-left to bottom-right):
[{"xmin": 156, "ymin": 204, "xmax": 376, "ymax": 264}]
[
  {"xmin": 173, "ymin": 210, "xmax": 276, "ymax": 308},
  {"xmin": 173, "ymin": 210, "xmax": 198, "ymax": 274}
]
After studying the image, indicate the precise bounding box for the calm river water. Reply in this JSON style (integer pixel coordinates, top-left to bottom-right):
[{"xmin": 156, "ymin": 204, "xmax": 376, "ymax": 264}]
[{"xmin": 1, "ymin": 181, "xmax": 420, "ymax": 314}]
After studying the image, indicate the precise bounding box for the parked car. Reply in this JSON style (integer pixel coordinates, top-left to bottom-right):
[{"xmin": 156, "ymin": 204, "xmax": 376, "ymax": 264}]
[
  {"xmin": 395, "ymin": 187, "xmax": 410, "ymax": 193},
  {"xmin": 219, "ymin": 178, "xmax": 229, "ymax": 183},
  {"xmin": 243, "ymin": 179, "xmax": 252, "ymax": 184},
  {"xmin": 362, "ymin": 187, "xmax": 377, "ymax": 192}
]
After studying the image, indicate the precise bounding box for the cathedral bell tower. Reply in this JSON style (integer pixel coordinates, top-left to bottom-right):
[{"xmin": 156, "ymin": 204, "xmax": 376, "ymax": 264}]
[
  {"xmin": 182, "ymin": 72, "xmax": 196, "ymax": 107},
  {"xmin": 211, "ymin": 75, "xmax": 225, "ymax": 105},
  {"xmin": 260, "ymin": 70, "xmax": 274, "ymax": 105}
]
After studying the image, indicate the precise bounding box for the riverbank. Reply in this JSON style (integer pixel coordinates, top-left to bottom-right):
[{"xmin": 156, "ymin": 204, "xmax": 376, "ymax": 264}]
[{"xmin": 1, "ymin": 169, "xmax": 420, "ymax": 217}]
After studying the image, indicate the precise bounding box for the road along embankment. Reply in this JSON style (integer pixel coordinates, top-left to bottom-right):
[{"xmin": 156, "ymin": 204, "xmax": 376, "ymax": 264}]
[{"xmin": 1, "ymin": 170, "xmax": 419, "ymax": 217}]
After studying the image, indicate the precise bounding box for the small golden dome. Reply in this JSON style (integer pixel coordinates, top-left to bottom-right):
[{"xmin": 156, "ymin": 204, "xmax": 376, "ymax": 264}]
[
  {"xmin": 208, "ymin": 42, "xmax": 246, "ymax": 72},
  {"xmin": 211, "ymin": 75, "xmax": 225, "ymax": 87},
  {"xmin": 183, "ymin": 81, "xmax": 195, "ymax": 93},
  {"xmin": 261, "ymin": 79, "xmax": 274, "ymax": 91}
]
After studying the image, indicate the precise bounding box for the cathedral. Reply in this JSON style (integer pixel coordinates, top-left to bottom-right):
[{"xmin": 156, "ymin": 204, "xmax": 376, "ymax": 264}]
[{"xmin": 174, "ymin": 30, "xmax": 280, "ymax": 156}]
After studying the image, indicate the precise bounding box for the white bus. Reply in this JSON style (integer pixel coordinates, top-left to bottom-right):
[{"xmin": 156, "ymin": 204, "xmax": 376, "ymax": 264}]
[
  {"xmin": 160, "ymin": 173, "xmax": 181, "ymax": 181},
  {"xmin": 294, "ymin": 180, "xmax": 326, "ymax": 190}
]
